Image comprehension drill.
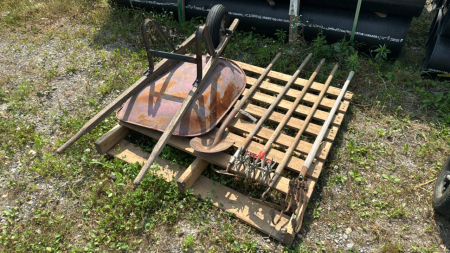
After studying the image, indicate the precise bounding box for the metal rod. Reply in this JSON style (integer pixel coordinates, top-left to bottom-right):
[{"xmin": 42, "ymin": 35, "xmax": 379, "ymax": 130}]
[
  {"xmin": 227, "ymin": 53, "xmax": 313, "ymax": 170},
  {"xmin": 150, "ymin": 50, "xmax": 197, "ymax": 63},
  {"xmin": 195, "ymin": 25, "xmax": 203, "ymax": 84}
]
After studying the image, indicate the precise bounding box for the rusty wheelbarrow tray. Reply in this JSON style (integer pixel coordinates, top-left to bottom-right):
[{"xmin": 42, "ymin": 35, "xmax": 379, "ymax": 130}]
[{"xmin": 116, "ymin": 56, "xmax": 246, "ymax": 137}]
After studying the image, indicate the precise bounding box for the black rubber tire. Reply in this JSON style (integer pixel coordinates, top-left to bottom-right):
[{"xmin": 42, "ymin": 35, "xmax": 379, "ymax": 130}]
[
  {"xmin": 433, "ymin": 155, "xmax": 450, "ymax": 220},
  {"xmin": 205, "ymin": 4, "xmax": 229, "ymax": 55}
]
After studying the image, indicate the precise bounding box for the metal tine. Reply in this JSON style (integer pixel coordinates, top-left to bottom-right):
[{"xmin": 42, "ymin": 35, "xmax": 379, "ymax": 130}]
[{"xmin": 260, "ymin": 158, "xmax": 275, "ymax": 182}]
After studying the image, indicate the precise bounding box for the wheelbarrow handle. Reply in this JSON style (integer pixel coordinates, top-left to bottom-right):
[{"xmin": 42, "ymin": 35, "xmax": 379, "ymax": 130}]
[
  {"xmin": 55, "ymin": 33, "xmax": 197, "ymax": 154},
  {"xmin": 133, "ymin": 19, "xmax": 240, "ymax": 185}
]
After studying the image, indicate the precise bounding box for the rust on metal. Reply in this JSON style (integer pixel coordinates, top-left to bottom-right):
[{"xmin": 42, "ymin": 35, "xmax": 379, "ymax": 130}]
[{"xmin": 116, "ymin": 56, "xmax": 246, "ymax": 136}]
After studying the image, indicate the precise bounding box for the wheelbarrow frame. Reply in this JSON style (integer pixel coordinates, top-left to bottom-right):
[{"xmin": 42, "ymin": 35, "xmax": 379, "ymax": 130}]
[{"xmin": 56, "ymin": 14, "xmax": 240, "ymax": 185}]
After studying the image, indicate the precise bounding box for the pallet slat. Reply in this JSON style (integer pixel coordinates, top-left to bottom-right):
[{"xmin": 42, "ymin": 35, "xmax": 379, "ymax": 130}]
[
  {"xmin": 121, "ymin": 122, "xmax": 323, "ymax": 181},
  {"xmin": 246, "ymin": 76, "xmax": 350, "ymax": 113},
  {"xmin": 232, "ymin": 59, "xmax": 354, "ymax": 100},
  {"xmin": 241, "ymin": 103, "xmax": 339, "ymax": 141},
  {"xmin": 94, "ymin": 125, "xmax": 129, "ymax": 155},
  {"xmin": 177, "ymin": 158, "xmax": 209, "ymax": 192},
  {"xmin": 227, "ymin": 117, "xmax": 332, "ymax": 161},
  {"xmin": 243, "ymin": 88, "xmax": 345, "ymax": 126},
  {"xmin": 119, "ymin": 122, "xmax": 294, "ymax": 194}
]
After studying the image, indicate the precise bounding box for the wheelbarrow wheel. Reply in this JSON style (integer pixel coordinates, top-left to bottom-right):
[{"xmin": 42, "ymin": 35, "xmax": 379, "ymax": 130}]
[
  {"xmin": 205, "ymin": 4, "xmax": 229, "ymax": 55},
  {"xmin": 433, "ymin": 155, "xmax": 450, "ymax": 220}
]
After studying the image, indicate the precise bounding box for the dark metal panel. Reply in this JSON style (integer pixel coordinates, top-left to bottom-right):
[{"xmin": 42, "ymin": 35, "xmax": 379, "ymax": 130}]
[
  {"xmin": 112, "ymin": 0, "xmax": 412, "ymax": 56},
  {"xmin": 297, "ymin": 0, "xmax": 426, "ymax": 17},
  {"xmin": 300, "ymin": 5, "xmax": 412, "ymax": 56},
  {"xmin": 423, "ymin": 36, "xmax": 450, "ymax": 76},
  {"xmin": 440, "ymin": 10, "xmax": 450, "ymax": 37}
]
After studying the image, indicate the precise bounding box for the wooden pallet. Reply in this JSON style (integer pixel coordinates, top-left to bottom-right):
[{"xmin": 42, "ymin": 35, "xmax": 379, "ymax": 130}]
[{"xmin": 94, "ymin": 59, "xmax": 353, "ymax": 245}]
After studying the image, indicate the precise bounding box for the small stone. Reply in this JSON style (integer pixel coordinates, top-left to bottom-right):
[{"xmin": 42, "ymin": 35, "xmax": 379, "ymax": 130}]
[
  {"xmin": 28, "ymin": 150, "xmax": 37, "ymax": 156},
  {"xmin": 297, "ymin": 234, "xmax": 302, "ymax": 239},
  {"xmin": 265, "ymin": 238, "xmax": 271, "ymax": 243},
  {"xmin": 345, "ymin": 227, "xmax": 352, "ymax": 234},
  {"xmin": 109, "ymin": 173, "xmax": 117, "ymax": 180},
  {"xmin": 343, "ymin": 234, "xmax": 348, "ymax": 240},
  {"xmin": 1, "ymin": 194, "xmax": 7, "ymax": 198},
  {"xmin": 347, "ymin": 243, "xmax": 354, "ymax": 249},
  {"xmin": 334, "ymin": 239, "xmax": 339, "ymax": 244}
]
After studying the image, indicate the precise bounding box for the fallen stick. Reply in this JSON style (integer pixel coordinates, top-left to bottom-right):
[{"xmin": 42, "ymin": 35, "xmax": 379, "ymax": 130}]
[{"xmin": 414, "ymin": 178, "xmax": 437, "ymax": 189}]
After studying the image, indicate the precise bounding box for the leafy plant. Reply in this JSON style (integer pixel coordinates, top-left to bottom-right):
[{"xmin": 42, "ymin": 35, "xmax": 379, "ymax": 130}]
[
  {"xmin": 311, "ymin": 31, "xmax": 330, "ymax": 59},
  {"xmin": 313, "ymin": 203, "xmax": 322, "ymax": 219},
  {"xmin": 182, "ymin": 235, "xmax": 194, "ymax": 251},
  {"xmin": 372, "ymin": 44, "xmax": 391, "ymax": 62},
  {"xmin": 274, "ymin": 28, "xmax": 287, "ymax": 42},
  {"xmin": 382, "ymin": 174, "xmax": 401, "ymax": 184},
  {"xmin": 349, "ymin": 169, "xmax": 364, "ymax": 184}
]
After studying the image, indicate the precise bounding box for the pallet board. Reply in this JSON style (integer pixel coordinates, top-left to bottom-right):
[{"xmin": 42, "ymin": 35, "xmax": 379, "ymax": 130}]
[{"xmin": 94, "ymin": 58, "xmax": 353, "ymax": 245}]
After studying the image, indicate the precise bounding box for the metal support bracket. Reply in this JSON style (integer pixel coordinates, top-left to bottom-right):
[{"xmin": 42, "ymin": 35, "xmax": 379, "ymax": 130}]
[{"xmin": 141, "ymin": 19, "xmax": 216, "ymax": 85}]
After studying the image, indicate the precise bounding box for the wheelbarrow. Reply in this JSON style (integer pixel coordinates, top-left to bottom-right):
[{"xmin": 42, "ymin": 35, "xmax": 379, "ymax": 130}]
[{"xmin": 56, "ymin": 5, "xmax": 246, "ymax": 184}]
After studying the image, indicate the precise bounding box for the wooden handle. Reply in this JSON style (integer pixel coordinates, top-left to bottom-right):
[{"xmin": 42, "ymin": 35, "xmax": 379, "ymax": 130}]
[
  {"xmin": 301, "ymin": 70, "xmax": 355, "ymax": 174},
  {"xmin": 262, "ymin": 58, "xmax": 326, "ymax": 152},
  {"xmin": 207, "ymin": 52, "xmax": 282, "ymax": 148},
  {"xmin": 55, "ymin": 33, "xmax": 197, "ymax": 154},
  {"xmin": 239, "ymin": 53, "xmax": 313, "ymax": 150},
  {"xmin": 235, "ymin": 52, "xmax": 282, "ymax": 110},
  {"xmin": 270, "ymin": 64, "xmax": 339, "ymax": 186}
]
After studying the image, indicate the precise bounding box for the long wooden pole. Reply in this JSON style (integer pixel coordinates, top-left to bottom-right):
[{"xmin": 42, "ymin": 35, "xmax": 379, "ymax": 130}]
[
  {"xmin": 227, "ymin": 53, "xmax": 313, "ymax": 169},
  {"xmin": 56, "ymin": 33, "xmax": 197, "ymax": 154},
  {"xmin": 266, "ymin": 64, "xmax": 339, "ymax": 191},
  {"xmin": 299, "ymin": 70, "xmax": 355, "ymax": 177},
  {"xmin": 292, "ymin": 70, "xmax": 355, "ymax": 233},
  {"xmin": 259, "ymin": 59, "xmax": 325, "ymax": 157}
]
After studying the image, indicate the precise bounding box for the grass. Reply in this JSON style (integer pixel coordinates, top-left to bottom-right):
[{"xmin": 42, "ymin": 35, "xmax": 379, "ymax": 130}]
[{"xmin": 1, "ymin": 0, "xmax": 449, "ymax": 252}]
